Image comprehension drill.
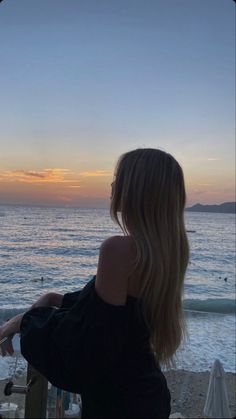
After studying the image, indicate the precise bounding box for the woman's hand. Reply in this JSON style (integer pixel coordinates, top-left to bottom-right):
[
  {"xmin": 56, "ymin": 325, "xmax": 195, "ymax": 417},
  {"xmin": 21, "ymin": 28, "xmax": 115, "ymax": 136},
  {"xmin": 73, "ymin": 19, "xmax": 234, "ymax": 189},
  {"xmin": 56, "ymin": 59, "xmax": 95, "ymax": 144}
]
[
  {"xmin": 0, "ymin": 313, "xmax": 24, "ymax": 356},
  {"xmin": 0, "ymin": 292, "xmax": 64, "ymax": 356},
  {"xmin": 30, "ymin": 292, "xmax": 63, "ymax": 309},
  {"xmin": 0, "ymin": 334, "xmax": 14, "ymax": 356}
]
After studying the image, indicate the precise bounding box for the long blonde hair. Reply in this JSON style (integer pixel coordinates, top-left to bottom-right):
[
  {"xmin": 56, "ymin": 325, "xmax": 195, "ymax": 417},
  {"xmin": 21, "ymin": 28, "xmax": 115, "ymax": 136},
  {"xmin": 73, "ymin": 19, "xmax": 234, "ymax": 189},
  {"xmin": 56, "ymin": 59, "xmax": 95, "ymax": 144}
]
[{"xmin": 110, "ymin": 148, "xmax": 189, "ymax": 367}]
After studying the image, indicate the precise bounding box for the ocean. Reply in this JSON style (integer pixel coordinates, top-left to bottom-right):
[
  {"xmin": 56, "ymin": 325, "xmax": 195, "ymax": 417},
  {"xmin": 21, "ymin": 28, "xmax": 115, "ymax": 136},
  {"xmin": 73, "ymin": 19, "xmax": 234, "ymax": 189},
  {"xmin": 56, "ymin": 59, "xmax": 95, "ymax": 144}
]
[{"xmin": 0, "ymin": 205, "xmax": 235, "ymax": 378}]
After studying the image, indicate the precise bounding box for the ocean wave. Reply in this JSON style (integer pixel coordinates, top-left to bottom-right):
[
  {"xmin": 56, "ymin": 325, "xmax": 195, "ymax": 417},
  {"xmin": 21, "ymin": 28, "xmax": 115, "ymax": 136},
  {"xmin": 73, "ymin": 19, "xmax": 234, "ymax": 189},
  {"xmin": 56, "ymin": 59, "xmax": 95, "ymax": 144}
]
[
  {"xmin": 0, "ymin": 298, "xmax": 235, "ymax": 322},
  {"xmin": 0, "ymin": 308, "xmax": 28, "ymax": 324},
  {"xmin": 49, "ymin": 228, "xmax": 77, "ymax": 232},
  {"xmin": 183, "ymin": 298, "xmax": 235, "ymax": 314}
]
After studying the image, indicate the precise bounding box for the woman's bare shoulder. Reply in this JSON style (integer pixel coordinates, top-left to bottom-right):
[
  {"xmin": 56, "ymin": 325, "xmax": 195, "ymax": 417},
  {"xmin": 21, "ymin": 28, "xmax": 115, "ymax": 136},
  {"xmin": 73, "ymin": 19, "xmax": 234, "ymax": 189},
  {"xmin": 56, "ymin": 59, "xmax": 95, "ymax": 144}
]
[
  {"xmin": 100, "ymin": 235, "xmax": 136, "ymax": 255},
  {"xmin": 95, "ymin": 235, "xmax": 136, "ymax": 305}
]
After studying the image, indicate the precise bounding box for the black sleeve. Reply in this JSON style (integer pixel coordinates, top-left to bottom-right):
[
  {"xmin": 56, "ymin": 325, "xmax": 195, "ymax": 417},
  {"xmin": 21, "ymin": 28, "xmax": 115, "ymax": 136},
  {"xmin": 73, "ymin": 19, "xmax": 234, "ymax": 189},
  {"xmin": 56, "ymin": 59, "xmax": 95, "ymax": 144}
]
[
  {"xmin": 20, "ymin": 306, "xmax": 69, "ymax": 391},
  {"xmin": 20, "ymin": 279, "xmax": 128, "ymax": 394},
  {"xmin": 61, "ymin": 290, "xmax": 82, "ymax": 309},
  {"xmin": 61, "ymin": 277, "xmax": 96, "ymax": 308}
]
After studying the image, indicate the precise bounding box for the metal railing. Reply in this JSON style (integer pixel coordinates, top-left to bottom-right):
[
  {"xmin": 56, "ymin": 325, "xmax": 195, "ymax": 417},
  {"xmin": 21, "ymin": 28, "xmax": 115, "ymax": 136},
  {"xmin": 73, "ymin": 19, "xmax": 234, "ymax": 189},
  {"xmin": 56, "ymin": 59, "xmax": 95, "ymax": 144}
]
[
  {"xmin": 24, "ymin": 365, "xmax": 48, "ymax": 418},
  {"xmin": 2, "ymin": 364, "xmax": 47, "ymax": 418},
  {"xmin": 2, "ymin": 363, "xmax": 81, "ymax": 418}
]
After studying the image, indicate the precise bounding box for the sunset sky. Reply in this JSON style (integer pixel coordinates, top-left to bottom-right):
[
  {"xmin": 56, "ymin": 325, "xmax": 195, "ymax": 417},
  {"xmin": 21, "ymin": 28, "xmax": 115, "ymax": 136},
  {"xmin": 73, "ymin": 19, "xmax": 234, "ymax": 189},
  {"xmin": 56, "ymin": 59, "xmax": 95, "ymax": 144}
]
[{"xmin": 0, "ymin": 0, "xmax": 235, "ymax": 208}]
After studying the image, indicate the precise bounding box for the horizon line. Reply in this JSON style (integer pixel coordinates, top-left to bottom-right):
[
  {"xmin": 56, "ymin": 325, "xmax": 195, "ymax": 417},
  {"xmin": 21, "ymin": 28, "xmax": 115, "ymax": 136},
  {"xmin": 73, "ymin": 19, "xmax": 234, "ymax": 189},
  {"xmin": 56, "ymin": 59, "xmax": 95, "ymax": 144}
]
[{"xmin": 0, "ymin": 201, "xmax": 235, "ymax": 211}]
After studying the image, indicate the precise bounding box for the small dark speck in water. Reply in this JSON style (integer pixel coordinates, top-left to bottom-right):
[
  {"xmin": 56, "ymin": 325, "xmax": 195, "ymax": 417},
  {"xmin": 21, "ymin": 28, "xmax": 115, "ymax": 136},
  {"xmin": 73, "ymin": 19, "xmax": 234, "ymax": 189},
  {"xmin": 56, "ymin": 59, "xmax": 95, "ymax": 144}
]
[{"xmin": 32, "ymin": 276, "xmax": 45, "ymax": 282}]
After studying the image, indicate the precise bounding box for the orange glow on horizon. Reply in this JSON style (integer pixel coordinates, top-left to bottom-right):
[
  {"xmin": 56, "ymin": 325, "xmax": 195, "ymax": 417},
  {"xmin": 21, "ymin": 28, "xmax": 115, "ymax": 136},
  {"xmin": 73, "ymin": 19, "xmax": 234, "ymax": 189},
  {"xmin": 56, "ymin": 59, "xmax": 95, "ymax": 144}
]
[
  {"xmin": 79, "ymin": 170, "xmax": 112, "ymax": 177},
  {"xmin": 0, "ymin": 168, "xmax": 74, "ymax": 184},
  {"xmin": 0, "ymin": 167, "xmax": 234, "ymax": 208},
  {"xmin": 0, "ymin": 167, "xmax": 113, "ymax": 207}
]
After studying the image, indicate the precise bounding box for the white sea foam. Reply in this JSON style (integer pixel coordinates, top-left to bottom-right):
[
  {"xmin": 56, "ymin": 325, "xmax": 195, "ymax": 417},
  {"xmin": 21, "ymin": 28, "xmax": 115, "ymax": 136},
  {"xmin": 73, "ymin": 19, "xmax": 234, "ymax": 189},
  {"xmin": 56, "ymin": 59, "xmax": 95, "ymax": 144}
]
[
  {"xmin": 183, "ymin": 298, "xmax": 235, "ymax": 314},
  {"xmin": 176, "ymin": 312, "xmax": 236, "ymax": 372},
  {"xmin": 0, "ymin": 355, "xmax": 27, "ymax": 381}
]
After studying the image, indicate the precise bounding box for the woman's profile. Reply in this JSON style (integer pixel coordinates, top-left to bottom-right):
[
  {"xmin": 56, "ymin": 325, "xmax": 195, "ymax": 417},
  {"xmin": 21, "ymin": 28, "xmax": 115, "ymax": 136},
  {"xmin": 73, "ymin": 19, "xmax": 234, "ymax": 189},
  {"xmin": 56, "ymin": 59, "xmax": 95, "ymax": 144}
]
[{"xmin": 0, "ymin": 148, "xmax": 189, "ymax": 418}]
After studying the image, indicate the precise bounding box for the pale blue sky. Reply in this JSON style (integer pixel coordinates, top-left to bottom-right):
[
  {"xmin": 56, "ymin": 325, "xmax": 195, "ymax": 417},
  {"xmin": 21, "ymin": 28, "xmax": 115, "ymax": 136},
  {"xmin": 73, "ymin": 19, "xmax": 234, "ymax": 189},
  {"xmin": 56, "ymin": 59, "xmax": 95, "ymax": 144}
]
[{"xmin": 0, "ymin": 0, "xmax": 235, "ymax": 207}]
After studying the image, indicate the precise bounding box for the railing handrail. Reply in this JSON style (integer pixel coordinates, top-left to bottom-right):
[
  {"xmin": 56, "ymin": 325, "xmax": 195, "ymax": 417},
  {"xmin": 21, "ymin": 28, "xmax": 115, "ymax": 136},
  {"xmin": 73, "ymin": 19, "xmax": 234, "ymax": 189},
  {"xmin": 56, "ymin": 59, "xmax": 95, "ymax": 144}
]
[{"xmin": 24, "ymin": 364, "xmax": 48, "ymax": 419}]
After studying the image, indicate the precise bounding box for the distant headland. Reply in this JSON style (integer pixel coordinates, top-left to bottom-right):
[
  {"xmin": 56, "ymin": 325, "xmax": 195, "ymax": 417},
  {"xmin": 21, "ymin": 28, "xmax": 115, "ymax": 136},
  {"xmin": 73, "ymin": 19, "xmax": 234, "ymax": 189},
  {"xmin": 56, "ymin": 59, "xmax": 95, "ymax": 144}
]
[{"xmin": 186, "ymin": 202, "xmax": 236, "ymax": 214}]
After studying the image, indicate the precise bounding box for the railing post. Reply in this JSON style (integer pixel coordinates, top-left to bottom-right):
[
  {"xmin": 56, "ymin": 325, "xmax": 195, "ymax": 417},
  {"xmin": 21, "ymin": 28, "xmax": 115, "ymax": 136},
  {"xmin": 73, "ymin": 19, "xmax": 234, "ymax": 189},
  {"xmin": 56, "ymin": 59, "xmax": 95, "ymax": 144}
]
[{"xmin": 24, "ymin": 364, "xmax": 48, "ymax": 419}]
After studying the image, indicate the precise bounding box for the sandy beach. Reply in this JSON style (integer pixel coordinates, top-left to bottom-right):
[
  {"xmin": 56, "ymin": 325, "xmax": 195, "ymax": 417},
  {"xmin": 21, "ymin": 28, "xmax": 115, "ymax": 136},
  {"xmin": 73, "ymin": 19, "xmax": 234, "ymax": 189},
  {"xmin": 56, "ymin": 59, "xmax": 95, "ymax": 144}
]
[
  {"xmin": 0, "ymin": 368, "xmax": 235, "ymax": 418},
  {"xmin": 165, "ymin": 369, "xmax": 236, "ymax": 418}
]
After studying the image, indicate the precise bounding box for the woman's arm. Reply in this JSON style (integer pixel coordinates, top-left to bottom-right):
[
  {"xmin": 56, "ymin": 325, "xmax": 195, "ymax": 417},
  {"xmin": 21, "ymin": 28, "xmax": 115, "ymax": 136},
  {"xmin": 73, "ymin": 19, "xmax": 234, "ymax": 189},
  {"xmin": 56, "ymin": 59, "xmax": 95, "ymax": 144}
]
[
  {"xmin": 0, "ymin": 292, "xmax": 63, "ymax": 356},
  {"xmin": 0, "ymin": 313, "xmax": 24, "ymax": 355},
  {"xmin": 95, "ymin": 236, "xmax": 136, "ymax": 305},
  {"xmin": 30, "ymin": 292, "xmax": 64, "ymax": 309}
]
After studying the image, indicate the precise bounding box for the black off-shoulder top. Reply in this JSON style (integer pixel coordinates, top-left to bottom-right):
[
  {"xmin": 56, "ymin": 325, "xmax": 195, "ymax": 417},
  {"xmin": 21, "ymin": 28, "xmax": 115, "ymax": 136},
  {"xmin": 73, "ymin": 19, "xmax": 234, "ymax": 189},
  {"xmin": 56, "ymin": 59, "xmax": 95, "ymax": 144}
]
[{"xmin": 20, "ymin": 277, "xmax": 170, "ymax": 418}]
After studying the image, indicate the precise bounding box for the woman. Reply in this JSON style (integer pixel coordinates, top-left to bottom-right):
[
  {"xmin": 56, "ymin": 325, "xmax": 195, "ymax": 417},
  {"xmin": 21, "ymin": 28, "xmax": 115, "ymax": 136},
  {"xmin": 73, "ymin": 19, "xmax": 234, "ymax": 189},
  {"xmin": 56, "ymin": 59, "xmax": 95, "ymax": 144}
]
[{"xmin": 0, "ymin": 148, "xmax": 189, "ymax": 418}]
